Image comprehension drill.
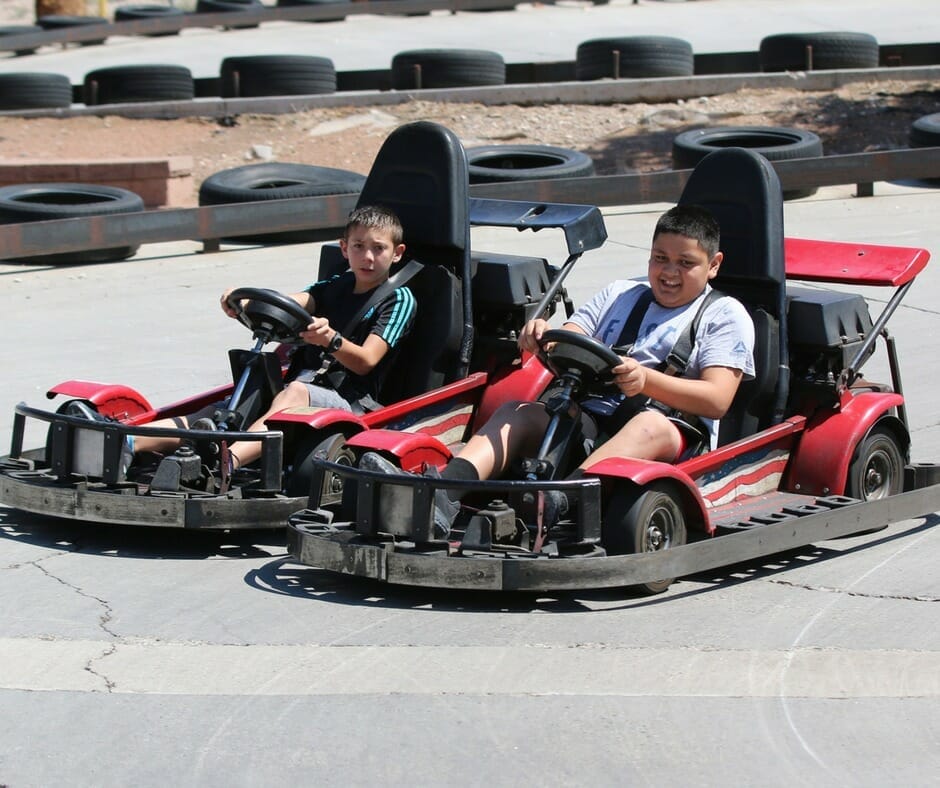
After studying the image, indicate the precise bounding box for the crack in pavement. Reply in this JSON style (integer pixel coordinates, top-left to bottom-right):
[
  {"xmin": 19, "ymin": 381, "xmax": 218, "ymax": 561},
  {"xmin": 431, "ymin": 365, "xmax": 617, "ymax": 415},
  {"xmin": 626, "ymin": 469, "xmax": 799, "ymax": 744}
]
[{"xmin": 768, "ymin": 577, "xmax": 939, "ymax": 602}]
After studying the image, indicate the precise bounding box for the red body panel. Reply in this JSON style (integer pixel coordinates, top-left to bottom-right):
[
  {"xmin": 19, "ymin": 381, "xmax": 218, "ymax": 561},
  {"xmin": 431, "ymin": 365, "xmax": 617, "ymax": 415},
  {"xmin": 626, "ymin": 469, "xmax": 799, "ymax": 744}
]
[
  {"xmin": 785, "ymin": 237, "xmax": 929, "ymax": 286},
  {"xmin": 786, "ymin": 391, "xmax": 904, "ymax": 495},
  {"xmin": 47, "ymin": 380, "xmax": 152, "ymax": 421},
  {"xmin": 346, "ymin": 429, "xmax": 452, "ymax": 472},
  {"xmin": 472, "ymin": 354, "xmax": 554, "ymax": 431}
]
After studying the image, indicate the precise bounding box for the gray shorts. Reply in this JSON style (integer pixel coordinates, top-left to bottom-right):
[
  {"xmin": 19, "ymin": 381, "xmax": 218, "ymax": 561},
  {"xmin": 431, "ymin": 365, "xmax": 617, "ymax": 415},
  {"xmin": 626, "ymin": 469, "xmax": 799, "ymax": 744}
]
[{"xmin": 300, "ymin": 382, "xmax": 354, "ymax": 412}]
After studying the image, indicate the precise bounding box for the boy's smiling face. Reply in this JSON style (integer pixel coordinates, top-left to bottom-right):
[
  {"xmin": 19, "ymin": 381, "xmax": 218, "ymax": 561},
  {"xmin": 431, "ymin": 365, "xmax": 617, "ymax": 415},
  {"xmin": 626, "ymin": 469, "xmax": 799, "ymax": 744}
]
[
  {"xmin": 340, "ymin": 224, "xmax": 405, "ymax": 293},
  {"xmin": 647, "ymin": 231, "xmax": 722, "ymax": 308}
]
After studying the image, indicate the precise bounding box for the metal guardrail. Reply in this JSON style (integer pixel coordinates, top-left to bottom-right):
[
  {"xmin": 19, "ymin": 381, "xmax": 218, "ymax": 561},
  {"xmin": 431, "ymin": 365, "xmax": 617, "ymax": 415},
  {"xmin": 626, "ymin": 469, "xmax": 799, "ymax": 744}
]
[{"xmin": 1, "ymin": 148, "xmax": 938, "ymax": 262}]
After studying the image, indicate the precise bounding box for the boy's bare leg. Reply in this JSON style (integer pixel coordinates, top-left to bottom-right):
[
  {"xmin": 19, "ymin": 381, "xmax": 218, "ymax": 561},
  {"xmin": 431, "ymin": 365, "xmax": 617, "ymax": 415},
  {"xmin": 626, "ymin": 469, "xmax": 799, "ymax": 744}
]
[
  {"xmin": 454, "ymin": 400, "xmax": 550, "ymax": 480},
  {"xmin": 581, "ymin": 409, "xmax": 682, "ymax": 467},
  {"xmin": 133, "ymin": 405, "xmax": 216, "ymax": 455},
  {"xmin": 226, "ymin": 381, "xmax": 311, "ymax": 468}
]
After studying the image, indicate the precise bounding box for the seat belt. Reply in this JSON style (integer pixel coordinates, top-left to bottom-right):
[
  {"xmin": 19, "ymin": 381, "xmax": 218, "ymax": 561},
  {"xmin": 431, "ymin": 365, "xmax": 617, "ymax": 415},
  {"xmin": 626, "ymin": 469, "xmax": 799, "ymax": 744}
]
[{"xmin": 661, "ymin": 288, "xmax": 726, "ymax": 376}]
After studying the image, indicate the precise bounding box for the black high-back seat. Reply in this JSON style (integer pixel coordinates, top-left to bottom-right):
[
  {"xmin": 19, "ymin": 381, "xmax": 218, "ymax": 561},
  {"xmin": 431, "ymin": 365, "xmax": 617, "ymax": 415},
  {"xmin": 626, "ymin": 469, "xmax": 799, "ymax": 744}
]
[
  {"xmin": 318, "ymin": 121, "xmax": 472, "ymax": 404},
  {"xmin": 677, "ymin": 147, "xmax": 789, "ymax": 445}
]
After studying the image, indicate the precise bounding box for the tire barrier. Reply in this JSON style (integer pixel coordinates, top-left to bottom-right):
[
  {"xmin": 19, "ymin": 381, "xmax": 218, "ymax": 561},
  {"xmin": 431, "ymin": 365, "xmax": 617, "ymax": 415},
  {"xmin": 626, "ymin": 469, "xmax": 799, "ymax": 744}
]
[
  {"xmin": 83, "ymin": 64, "xmax": 195, "ymax": 105},
  {"xmin": 672, "ymin": 126, "xmax": 824, "ymax": 199},
  {"xmin": 0, "ymin": 183, "xmax": 144, "ymax": 264},
  {"xmin": 0, "ymin": 25, "xmax": 43, "ymax": 56},
  {"xmin": 575, "ymin": 36, "xmax": 694, "ymax": 80},
  {"xmin": 220, "ymin": 55, "xmax": 337, "ymax": 98},
  {"xmin": 36, "ymin": 14, "xmax": 108, "ymax": 46},
  {"xmin": 198, "ymin": 162, "xmax": 366, "ymax": 244},
  {"xmin": 391, "ymin": 49, "xmax": 506, "ymax": 90},
  {"xmin": 115, "ymin": 4, "xmax": 186, "ymax": 36},
  {"xmin": 759, "ymin": 32, "xmax": 879, "ymax": 72},
  {"xmin": 0, "ymin": 72, "xmax": 73, "ymax": 110},
  {"xmin": 465, "ymin": 144, "xmax": 595, "ymax": 183}
]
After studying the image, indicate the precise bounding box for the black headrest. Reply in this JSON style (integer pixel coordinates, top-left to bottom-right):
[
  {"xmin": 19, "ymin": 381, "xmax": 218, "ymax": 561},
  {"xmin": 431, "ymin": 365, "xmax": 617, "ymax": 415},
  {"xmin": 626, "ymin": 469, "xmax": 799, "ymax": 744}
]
[
  {"xmin": 357, "ymin": 121, "xmax": 470, "ymax": 261},
  {"xmin": 677, "ymin": 147, "xmax": 785, "ymax": 290}
]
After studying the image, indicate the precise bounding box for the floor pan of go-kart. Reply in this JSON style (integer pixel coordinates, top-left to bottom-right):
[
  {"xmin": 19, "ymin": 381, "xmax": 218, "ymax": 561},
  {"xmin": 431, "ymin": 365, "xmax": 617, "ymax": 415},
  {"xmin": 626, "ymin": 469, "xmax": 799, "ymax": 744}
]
[{"xmin": 0, "ymin": 463, "xmax": 304, "ymax": 529}]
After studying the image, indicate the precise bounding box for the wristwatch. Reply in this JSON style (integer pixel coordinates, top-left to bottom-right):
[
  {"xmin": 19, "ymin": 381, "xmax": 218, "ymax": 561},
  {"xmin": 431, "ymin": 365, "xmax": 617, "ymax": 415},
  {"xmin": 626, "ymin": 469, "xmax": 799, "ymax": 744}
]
[{"xmin": 327, "ymin": 331, "xmax": 344, "ymax": 354}]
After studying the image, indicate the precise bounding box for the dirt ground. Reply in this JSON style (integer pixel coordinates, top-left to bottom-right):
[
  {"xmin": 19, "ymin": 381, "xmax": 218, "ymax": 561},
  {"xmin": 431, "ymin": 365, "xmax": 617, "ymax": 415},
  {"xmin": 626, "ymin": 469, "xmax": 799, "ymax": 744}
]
[{"xmin": 1, "ymin": 3, "xmax": 938, "ymax": 203}]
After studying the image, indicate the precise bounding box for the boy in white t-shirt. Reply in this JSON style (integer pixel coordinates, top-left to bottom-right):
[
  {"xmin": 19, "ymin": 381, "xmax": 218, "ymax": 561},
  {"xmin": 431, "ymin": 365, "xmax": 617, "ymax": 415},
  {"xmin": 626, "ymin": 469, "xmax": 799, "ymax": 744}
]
[{"xmin": 365, "ymin": 204, "xmax": 756, "ymax": 534}]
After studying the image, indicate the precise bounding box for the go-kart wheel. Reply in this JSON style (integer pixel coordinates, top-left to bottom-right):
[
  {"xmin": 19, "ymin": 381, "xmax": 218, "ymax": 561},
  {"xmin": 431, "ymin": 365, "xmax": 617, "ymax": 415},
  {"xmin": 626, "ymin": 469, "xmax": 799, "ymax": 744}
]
[
  {"xmin": 226, "ymin": 287, "xmax": 312, "ymax": 345},
  {"xmin": 286, "ymin": 432, "xmax": 355, "ymax": 505},
  {"xmin": 602, "ymin": 481, "xmax": 687, "ymax": 595},
  {"xmin": 537, "ymin": 329, "xmax": 622, "ymax": 393},
  {"xmin": 842, "ymin": 424, "xmax": 905, "ymax": 536}
]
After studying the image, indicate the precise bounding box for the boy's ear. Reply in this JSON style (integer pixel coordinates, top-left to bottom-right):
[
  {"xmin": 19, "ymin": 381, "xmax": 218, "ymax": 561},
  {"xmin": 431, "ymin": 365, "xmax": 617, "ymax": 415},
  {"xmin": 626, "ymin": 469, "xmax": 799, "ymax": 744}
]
[
  {"xmin": 393, "ymin": 242, "xmax": 406, "ymax": 261},
  {"xmin": 707, "ymin": 250, "xmax": 723, "ymax": 278},
  {"xmin": 339, "ymin": 238, "xmax": 349, "ymax": 259}
]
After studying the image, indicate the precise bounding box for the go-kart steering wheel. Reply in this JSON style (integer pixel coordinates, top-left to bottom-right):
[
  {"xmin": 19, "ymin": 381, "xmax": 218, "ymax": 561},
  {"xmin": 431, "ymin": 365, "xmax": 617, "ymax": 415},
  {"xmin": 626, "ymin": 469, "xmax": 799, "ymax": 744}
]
[
  {"xmin": 537, "ymin": 329, "xmax": 623, "ymax": 394},
  {"xmin": 226, "ymin": 287, "xmax": 313, "ymax": 345}
]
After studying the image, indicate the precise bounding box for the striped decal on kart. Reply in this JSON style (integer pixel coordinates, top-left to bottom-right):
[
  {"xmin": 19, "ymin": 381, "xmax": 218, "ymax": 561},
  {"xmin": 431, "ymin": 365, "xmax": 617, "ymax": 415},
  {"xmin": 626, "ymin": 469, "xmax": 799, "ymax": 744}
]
[
  {"xmin": 387, "ymin": 402, "xmax": 475, "ymax": 448},
  {"xmin": 697, "ymin": 447, "xmax": 789, "ymax": 507}
]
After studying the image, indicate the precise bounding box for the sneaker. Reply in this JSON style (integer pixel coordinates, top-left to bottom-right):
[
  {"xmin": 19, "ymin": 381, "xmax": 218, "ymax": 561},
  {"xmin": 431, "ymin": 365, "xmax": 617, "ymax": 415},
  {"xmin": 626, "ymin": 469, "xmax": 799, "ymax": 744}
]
[{"xmin": 359, "ymin": 452, "xmax": 458, "ymax": 538}]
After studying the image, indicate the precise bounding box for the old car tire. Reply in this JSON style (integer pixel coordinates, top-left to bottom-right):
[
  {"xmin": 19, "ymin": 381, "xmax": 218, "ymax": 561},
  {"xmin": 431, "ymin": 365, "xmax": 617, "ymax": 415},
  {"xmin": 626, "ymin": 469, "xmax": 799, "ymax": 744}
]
[
  {"xmin": 83, "ymin": 64, "xmax": 195, "ymax": 105},
  {"xmin": 37, "ymin": 14, "xmax": 108, "ymax": 45},
  {"xmin": 220, "ymin": 55, "xmax": 337, "ymax": 98},
  {"xmin": 842, "ymin": 424, "xmax": 905, "ymax": 536},
  {"xmin": 195, "ymin": 0, "xmax": 264, "ymax": 27},
  {"xmin": 115, "ymin": 4, "xmax": 185, "ymax": 36},
  {"xmin": 466, "ymin": 144, "xmax": 595, "ymax": 183},
  {"xmin": 276, "ymin": 0, "xmax": 348, "ymax": 21},
  {"xmin": 0, "ymin": 183, "xmax": 144, "ymax": 264},
  {"xmin": 602, "ymin": 482, "xmax": 687, "ymax": 595},
  {"xmin": 0, "ymin": 72, "xmax": 73, "ymax": 110},
  {"xmin": 759, "ymin": 32, "xmax": 879, "ymax": 72},
  {"xmin": 391, "ymin": 49, "xmax": 506, "ymax": 89},
  {"xmin": 672, "ymin": 126, "xmax": 823, "ymax": 199},
  {"xmin": 910, "ymin": 113, "xmax": 940, "ymax": 148},
  {"xmin": 286, "ymin": 433, "xmax": 356, "ymax": 504},
  {"xmin": 0, "ymin": 25, "xmax": 44, "ymax": 56},
  {"xmin": 199, "ymin": 162, "xmax": 366, "ymax": 244},
  {"xmin": 575, "ymin": 36, "xmax": 694, "ymax": 80}
]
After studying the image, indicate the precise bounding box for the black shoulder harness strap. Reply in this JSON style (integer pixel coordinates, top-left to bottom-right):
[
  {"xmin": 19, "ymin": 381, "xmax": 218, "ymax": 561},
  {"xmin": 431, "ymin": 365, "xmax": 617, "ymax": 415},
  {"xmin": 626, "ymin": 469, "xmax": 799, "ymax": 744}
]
[
  {"xmin": 611, "ymin": 286, "xmax": 655, "ymax": 352},
  {"xmin": 662, "ymin": 288, "xmax": 727, "ymax": 377}
]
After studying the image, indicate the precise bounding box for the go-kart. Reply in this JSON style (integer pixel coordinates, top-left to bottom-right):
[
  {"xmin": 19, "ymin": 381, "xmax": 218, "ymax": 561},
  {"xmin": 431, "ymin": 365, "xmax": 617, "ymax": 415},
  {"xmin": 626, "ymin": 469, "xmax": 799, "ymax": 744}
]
[
  {"xmin": 0, "ymin": 121, "xmax": 606, "ymax": 529},
  {"xmin": 286, "ymin": 146, "xmax": 940, "ymax": 593}
]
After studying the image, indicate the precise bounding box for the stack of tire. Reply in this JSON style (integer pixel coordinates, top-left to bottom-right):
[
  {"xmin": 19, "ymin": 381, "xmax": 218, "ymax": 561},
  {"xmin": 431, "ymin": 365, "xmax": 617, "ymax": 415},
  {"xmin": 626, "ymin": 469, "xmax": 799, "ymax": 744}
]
[
  {"xmin": 0, "ymin": 184, "xmax": 145, "ymax": 264},
  {"xmin": 220, "ymin": 55, "xmax": 337, "ymax": 97},
  {"xmin": 910, "ymin": 113, "xmax": 940, "ymax": 183},
  {"xmin": 0, "ymin": 72, "xmax": 73, "ymax": 110},
  {"xmin": 390, "ymin": 49, "xmax": 506, "ymax": 90},
  {"xmin": 758, "ymin": 31, "xmax": 879, "ymax": 72},
  {"xmin": 83, "ymin": 64, "xmax": 195, "ymax": 105},
  {"xmin": 575, "ymin": 36, "xmax": 694, "ymax": 80},
  {"xmin": 115, "ymin": 4, "xmax": 186, "ymax": 37}
]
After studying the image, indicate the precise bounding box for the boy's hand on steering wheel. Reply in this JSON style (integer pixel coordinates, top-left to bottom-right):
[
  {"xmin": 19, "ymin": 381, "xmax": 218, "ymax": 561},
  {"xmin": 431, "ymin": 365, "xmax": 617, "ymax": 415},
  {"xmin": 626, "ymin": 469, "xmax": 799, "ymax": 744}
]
[
  {"xmin": 612, "ymin": 356, "xmax": 648, "ymax": 397},
  {"xmin": 518, "ymin": 318, "xmax": 552, "ymax": 354},
  {"xmin": 220, "ymin": 287, "xmax": 241, "ymax": 318},
  {"xmin": 300, "ymin": 316, "xmax": 333, "ymax": 347}
]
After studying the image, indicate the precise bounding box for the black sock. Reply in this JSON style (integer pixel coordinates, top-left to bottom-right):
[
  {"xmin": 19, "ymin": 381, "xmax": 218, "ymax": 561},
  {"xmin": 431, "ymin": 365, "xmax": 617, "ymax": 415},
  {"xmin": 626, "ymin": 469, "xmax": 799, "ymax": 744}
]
[{"xmin": 440, "ymin": 457, "xmax": 479, "ymax": 502}]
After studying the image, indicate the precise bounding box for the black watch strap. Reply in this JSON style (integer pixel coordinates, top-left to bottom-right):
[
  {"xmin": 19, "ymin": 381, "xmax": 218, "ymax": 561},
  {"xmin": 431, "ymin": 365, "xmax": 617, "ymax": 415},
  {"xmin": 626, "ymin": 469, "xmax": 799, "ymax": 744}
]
[{"xmin": 327, "ymin": 332, "xmax": 343, "ymax": 353}]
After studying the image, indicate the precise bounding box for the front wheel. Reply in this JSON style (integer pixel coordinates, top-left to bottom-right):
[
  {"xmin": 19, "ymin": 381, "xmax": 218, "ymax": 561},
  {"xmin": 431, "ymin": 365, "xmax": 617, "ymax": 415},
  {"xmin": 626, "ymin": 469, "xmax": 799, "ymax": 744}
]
[
  {"xmin": 602, "ymin": 482, "xmax": 687, "ymax": 595},
  {"xmin": 286, "ymin": 433, "xmax": 355, "ymax": 505}
]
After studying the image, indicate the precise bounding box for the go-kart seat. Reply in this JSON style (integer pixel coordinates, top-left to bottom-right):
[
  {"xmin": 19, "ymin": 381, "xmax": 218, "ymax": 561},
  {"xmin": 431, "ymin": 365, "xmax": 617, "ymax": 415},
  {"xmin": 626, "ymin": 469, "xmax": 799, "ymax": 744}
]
[
  {"xmin": 677, "ymin": 147, "xmax": 789, "ymax": 445},
  {"xmin": 318, "ymin": 120, "xmax": 472, "ymax": 405}
]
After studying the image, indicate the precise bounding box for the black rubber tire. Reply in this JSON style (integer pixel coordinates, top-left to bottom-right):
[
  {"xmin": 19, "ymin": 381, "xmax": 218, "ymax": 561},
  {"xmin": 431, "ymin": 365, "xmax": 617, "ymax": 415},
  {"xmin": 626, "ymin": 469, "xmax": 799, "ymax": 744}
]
[
  {"xmin": 759, "ymin": 31, "xmax": 879, "ymax": 72},
  {"xmin": 0, "ymin": 183, "xmax": 144, "ymax": 264},
  {"xmin": 466, "ymin": 144, "xmax": 595, "ymax": 183},
  {"xmin": 0, "ymin": 25, "xmax": 43, "ymax": 56},
  {"xmin": 286, "ymin": 432, "xmax": 356, "ymax": 503},
  {"xmin": 195, "ymin": 0, "xmax": 264, "ymax": 27},
  {"xmin": 199, "ymin": 162, "xmax": 366, "ymax": 244},
  {"xmin": 275, "ymin": 0, "xmax": 349, "ymax": 21},
  {"xmin": 672, "ymin": 125, "xmax": 823, "ymax": 199},
  {"xmin": 575, "ymin": 36, "xmax": 694, "ymax": 80},
  {"xmin": 910, "ymin": 113, "xmax": 940, "ymax": 148},
  {"xmin": 842, "ymin": 423, "xmax": 905, "ymax": 536},
  {"xmin": 220, "ymin": 55, "xmax": 337, "ymax": 98},
  {"xmin": 0, "ymin": 72, "xmax": 73, "ymax": 110},
  {"xmin": 115, "ymin": 5, "xmax": 185, "ymax": 36},
  {"xmin": 83, "ymin": 64, "xmax": 194, "ymax": 106},
  {"xmin": 602, "ymin": 482, "xmax": 687, "ymax": 595},
  {"xmin": 391, "ymin": 49, "xmax": 506, "ymax": 90},
  {"xmin": 36, "ymin": 14, "xmax": 108, "ymax": 46}
]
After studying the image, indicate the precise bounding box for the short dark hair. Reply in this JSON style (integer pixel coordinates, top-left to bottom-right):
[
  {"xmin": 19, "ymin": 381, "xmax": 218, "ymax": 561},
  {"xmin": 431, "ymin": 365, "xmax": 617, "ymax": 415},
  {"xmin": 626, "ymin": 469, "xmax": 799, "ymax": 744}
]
[
  {"xmin": 344, "ymin": 204, "xmax": 404, "ymax": 246},
  {"xmin": 653, "ymin": 205, "xmax": 720, "ymax": 259}
]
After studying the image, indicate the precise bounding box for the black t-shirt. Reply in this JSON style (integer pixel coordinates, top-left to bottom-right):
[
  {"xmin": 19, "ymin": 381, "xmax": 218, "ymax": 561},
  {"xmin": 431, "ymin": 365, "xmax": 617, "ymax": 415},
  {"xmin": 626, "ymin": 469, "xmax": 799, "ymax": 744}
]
[{"xmin": 291, "ymin": 271, "xmax": 417, "ymax": 404}]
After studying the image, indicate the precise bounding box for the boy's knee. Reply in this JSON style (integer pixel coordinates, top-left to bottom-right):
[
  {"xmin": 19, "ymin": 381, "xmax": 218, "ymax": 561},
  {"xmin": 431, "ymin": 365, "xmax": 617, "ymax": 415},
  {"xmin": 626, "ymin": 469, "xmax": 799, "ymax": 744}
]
[{"xmin": 277, "ymin": 381, "xmax": 310, "ymax": 408}]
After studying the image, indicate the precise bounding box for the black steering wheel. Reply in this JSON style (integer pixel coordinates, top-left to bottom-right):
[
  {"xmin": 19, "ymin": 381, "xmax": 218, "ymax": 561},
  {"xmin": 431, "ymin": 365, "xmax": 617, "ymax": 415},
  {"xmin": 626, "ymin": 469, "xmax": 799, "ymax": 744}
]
[
  {"xmin": 226, "ymin": 287, "xmax": 312, "ymax": 345},
  {"xmin": 537, "ymin": 329, "xmax": 623, "ymax": 394}
]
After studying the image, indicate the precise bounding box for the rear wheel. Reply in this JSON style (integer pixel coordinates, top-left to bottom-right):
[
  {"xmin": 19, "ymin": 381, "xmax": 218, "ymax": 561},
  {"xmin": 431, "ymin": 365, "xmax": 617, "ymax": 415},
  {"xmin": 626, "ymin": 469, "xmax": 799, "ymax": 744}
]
[
  {"xmin": 602, "ymin": 482, "xmax": 687, "ymax": 595},
  {"xmin": 287, "ymin": 433, "xmax": 355, "ymax": 505},
  {"xmin": 843, "ymin": 424, "xmax": 905, "ymax": 535}
]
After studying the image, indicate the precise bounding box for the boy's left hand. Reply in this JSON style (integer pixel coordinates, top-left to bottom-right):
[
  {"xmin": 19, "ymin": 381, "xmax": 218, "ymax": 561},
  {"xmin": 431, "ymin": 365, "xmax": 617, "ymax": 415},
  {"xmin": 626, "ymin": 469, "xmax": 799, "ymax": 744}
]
[
  {"xmin": 300, "ymin": 316, "xmax": 333, "ymax": 346},
  {"xmin": 612, "ymin": 356, "xmax": 647, "ymax": 397}
]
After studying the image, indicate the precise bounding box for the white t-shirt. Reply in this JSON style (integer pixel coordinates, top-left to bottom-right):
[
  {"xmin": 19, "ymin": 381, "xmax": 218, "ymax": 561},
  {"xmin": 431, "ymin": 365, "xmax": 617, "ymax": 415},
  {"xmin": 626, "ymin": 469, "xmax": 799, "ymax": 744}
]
[{"xmin": 566, "ymin": 280, "xmax": 756, "ymax": 448}]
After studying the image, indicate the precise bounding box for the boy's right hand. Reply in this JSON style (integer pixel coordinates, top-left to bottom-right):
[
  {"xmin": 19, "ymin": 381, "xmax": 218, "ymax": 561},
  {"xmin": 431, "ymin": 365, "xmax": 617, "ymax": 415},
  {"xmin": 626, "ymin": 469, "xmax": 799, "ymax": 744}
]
[
  {"xmin": 220, "ymin": 287, "xmax": 240, "ymax": 318},
  {"xmin": 518, "ymin": 318, "xmax": 551, "ymax": 354}
]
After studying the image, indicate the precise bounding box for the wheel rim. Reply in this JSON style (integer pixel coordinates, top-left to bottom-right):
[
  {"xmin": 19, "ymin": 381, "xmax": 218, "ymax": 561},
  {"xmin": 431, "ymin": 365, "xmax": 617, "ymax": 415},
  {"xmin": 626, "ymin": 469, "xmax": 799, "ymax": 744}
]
[
  {"xmin": 644, "ymin": 502, "xmax": 679, "ymax": 551},
  {"xmin": 861, "ymin": 447, "xmax": 896, "ymax": 500}
]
